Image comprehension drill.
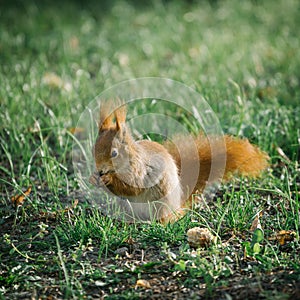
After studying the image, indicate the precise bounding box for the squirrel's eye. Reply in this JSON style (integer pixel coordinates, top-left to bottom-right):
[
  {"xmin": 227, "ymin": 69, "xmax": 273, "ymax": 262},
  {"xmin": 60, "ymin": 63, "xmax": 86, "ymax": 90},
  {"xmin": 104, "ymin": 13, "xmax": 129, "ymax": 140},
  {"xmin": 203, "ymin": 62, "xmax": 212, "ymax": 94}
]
[{"xmin": 111, "ymin": 149, "xmax": 118, "ymax": 158}]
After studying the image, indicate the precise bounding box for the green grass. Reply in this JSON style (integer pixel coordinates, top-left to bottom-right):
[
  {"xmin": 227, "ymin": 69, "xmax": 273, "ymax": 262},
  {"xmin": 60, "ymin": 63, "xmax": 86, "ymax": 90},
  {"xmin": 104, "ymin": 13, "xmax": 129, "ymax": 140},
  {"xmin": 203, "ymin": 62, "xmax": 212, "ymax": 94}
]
[{"xmin": 0, "ymin": 0, "xmax": 300, "ymax": 299}]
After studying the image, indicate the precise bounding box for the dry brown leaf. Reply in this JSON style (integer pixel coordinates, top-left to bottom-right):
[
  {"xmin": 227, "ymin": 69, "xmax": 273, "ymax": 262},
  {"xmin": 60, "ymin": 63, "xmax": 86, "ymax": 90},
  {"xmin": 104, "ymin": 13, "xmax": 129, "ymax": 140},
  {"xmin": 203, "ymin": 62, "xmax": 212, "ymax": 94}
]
[
  {"xmin": 11, "ymin": 186, "xmax": 32, "ymax": 207},
  {"xmin": 135, "ymin": 279, "xmax": 151, "ymax": 289},
  {"xmin": 250, "ymin": 211, "xmax": 263, "ymax": 232},
  {"xmin": 39, "ymin": 211, "xmax": 57, "ymax": 220},
  {"xmin": 39, "ymin": 201, "xmax": 78, "ymax": 220},
  {"xmin": 124, "ymin": 237, "xmax": 135, "ymax": 245},
  {"xmin": 273, "ymin": 230, "xmax": 297, "ymax": 246}
]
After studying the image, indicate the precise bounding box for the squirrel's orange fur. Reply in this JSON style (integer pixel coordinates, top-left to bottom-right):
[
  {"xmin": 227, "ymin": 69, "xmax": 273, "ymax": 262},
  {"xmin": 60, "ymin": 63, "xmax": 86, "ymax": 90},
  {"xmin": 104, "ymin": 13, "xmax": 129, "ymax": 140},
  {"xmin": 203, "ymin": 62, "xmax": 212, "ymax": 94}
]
[{"xmin": 89, "ymin": 103, "xmax": 269, "ymax": 223}]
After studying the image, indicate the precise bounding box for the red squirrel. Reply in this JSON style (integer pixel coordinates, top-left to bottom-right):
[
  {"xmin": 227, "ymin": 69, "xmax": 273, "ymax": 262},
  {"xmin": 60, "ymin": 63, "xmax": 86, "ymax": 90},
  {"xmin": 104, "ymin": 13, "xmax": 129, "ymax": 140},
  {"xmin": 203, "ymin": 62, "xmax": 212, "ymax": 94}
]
[{"xmin": 89, "ymin": 102, "xmax": 269, "ymax": 223}]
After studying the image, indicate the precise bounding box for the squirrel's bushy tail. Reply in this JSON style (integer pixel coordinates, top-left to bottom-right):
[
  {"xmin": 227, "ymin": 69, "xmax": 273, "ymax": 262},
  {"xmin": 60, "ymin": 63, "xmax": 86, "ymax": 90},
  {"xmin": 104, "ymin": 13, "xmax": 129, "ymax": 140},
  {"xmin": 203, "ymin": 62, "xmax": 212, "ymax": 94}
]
[{"xmin": 164, "ymin": 134, "xmax": 269, "ymax": 196}]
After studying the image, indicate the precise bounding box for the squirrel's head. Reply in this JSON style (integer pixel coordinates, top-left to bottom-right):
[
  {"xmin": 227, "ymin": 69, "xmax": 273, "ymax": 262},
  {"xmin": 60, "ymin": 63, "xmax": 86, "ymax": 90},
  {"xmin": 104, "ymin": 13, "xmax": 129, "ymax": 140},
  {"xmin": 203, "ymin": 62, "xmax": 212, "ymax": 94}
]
[{"xmin": 93, "ymin": 103, "xmax": 133, "ymax": 177}]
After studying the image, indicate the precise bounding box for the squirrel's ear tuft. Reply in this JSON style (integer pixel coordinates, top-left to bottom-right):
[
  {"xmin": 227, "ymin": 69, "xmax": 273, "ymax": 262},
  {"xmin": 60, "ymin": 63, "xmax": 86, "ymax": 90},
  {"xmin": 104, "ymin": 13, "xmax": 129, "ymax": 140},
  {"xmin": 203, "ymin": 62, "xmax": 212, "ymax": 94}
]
[
  {"xmin": 98, "ymin": 100, "xmax": 117, "ymax": 131},
  {"xmin": 98, "ymin": 99, "xmax": 127, "ymax": 131},
  {"xmin": 99, "ymin": 114, "xmax": 113, "ymax": 131},
  {"xmin": 115, "ymin": 104, "xmax": 127, "ymax": 131}
]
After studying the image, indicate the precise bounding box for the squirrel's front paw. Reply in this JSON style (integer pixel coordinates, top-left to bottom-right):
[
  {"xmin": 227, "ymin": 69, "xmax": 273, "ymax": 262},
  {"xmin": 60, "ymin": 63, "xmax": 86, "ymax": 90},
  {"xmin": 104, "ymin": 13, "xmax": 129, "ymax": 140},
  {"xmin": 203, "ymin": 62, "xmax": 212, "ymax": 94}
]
[
  {"xmin": 89, "ymin": 172, "xmax": 113, "ymax": 187},
  {"xmin": 100, "ymin": 173, "xmax": 113, "ymax": 186}
]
